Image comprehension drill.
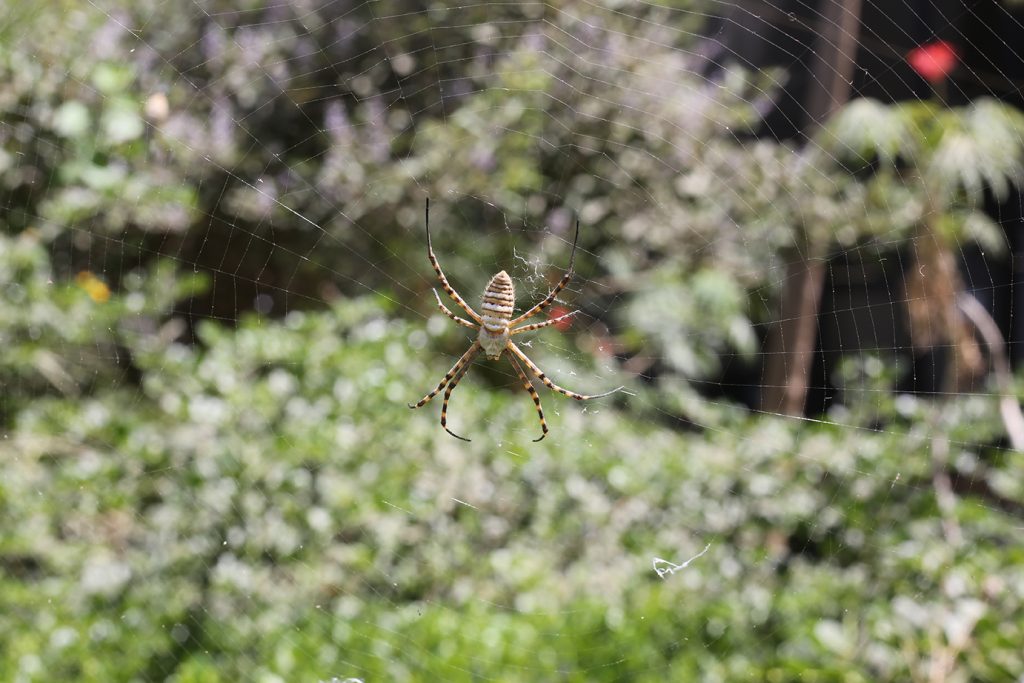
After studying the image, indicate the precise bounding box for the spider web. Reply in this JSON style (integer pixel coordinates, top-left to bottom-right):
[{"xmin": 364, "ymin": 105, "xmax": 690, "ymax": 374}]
[{"xmin": 3, "ymin": 0, "xmax": 1024, "ymax": 680}]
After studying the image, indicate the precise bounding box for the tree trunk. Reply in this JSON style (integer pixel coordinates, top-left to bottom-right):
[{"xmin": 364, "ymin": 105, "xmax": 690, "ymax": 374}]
[
  {"xmin": 759, "ymin": 0, "xmax": 863, "ymax": 415},
  {"xmin": 761, "ymin": 249, "xmax": 827, "ymax": 414}
]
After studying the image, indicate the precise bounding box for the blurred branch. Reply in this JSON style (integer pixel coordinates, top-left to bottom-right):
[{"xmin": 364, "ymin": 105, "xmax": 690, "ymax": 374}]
[
  {"xmin": 32, "ymin": 349, "xmax": 79, "ymax": 397},
  {"xmin": 957, "ymin": 292, "xmax": 1024, "ymax": 451},
  {"xmin": 930, "ymin": 426, "xmax": 963, "ymax": 547}
]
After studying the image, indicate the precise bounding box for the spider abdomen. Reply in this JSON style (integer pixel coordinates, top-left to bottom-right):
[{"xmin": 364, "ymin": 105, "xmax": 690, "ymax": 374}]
[
  {"xmin": 480, "ymin": 270, "xmax": 515, "ymax": 327},
  {"xmin": 479, "ymin": 270, "xmax": 514, "ymax": 358}
]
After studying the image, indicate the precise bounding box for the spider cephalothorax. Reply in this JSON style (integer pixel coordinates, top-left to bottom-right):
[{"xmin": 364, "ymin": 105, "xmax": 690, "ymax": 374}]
[{"xmin": 409, "ymin": 198, "xmax": 622, "ymax": 441}]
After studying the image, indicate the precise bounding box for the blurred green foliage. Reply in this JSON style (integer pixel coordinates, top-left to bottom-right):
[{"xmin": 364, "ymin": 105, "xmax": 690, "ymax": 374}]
[
  {"xmin": 3, "ymin": 245, "xmax": 1024, "ymax": 679},
  {"xmin": 3, "ymin": 0, "xmax": 1024, "ymax": 681}
]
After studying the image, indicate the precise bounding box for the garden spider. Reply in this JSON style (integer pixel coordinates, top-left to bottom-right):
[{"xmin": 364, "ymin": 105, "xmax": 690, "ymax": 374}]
[{"xmin": 409, "ymin": 199, "xmax": 623, "ymax": 442}]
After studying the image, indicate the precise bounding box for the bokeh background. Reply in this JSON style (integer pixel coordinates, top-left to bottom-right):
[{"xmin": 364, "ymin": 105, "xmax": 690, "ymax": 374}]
[{"xmin": 4, "ymin": 1, "xmax": 1024, "ymax": 680}]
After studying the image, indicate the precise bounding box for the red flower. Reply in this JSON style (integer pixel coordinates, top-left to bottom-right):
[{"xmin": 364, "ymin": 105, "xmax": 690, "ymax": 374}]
[
  {"xmin": 548, "ymin": 305, "xmax": 574, "ymax": 332},
  {"xmin": 907, "ymin": 41, "xmax": 958, "ymax": 84}
]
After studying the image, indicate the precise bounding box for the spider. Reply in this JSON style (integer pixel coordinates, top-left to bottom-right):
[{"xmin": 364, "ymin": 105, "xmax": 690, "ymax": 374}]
[{"xmin": 409, "ymin": 198, "xmax": 623, "ymax": 442}]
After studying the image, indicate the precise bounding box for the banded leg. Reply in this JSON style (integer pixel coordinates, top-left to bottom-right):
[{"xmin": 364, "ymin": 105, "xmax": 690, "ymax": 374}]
[
  {"xmin": 510, "ymin": 218, "xmax": 579, "ymax": 326},
  {"xmin": 433, "ymin": 289, "xmax": 478, "ymax": 330},
  {"xmin": 509, "ymin": 342, "xmax": 623, "ymax": 401},
  {"xmin": 409, "ymin": 342, "xmax": 481, "ymax": 409},
  {"xmin": 440, "ymin": 352, "xmax": 477, "ymax": 441},
  {"xmin": 509, "ymin": 354, "xmax": 548, "ymax": 442},
  {"xmin": 511, "ymin": 310, "xmax": 577, "ymax": 335},
  {"xmin": 425, "ymin": 198, "xmax": 483, "ymax": 324}
]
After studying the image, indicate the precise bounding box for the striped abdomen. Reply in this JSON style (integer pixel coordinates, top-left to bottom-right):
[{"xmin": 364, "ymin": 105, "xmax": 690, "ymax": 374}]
[{"xmin": 478, "ymin": 270, "xmax": 514, "ymax": 358}]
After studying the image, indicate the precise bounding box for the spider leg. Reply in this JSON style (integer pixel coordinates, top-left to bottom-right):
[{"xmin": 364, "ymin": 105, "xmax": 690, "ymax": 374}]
[
  {"xmin": 511, "ymin": 310, "xmax": 578, "ymax": 335},
  {"xmin": 508, "ymin": 341, "xmax": 623, "ymax": 401},
  {"xmin": 433, "ymin": 289, "xmax": 478, "ymax": 330},
  {"xmin": 425, "ymin": 198, "xmax": 484, "ymax": 324},
  {"xmin": 409, "ymin": 341, "xmax": 481, "ymax": 409},
  {"xmin": 508, "ymin": 354, "xmax": 548, "ymax": 442},
  {"xmin": 509, "ymin": 217, "xmax": 579, "ymax": 326},
  {"xmin": 440, "ymin": 350, "xmax": 478, "ymax": 441}
]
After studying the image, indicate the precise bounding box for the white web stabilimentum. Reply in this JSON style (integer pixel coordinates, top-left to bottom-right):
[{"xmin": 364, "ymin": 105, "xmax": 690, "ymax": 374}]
[{"xmin": 6, "ymin": 0, "xmax": 1024, "ymax": 680}]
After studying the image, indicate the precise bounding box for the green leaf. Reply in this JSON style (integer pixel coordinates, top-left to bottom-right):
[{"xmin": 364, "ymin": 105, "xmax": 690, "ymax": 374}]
[
  {"xmin": 53, "ymin": 100, "xmax": 91, "ymax": 138},
  {"xmin": 820, "ymin": 98, "xmax": 916, "ymax": 166},
  {"xmin": 103, "ymin": 100, "xmax": 144, "ymax": 144},
  {"xmin": 91, "ymin": 62, "xmax": 134, "ymax": 94}
]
